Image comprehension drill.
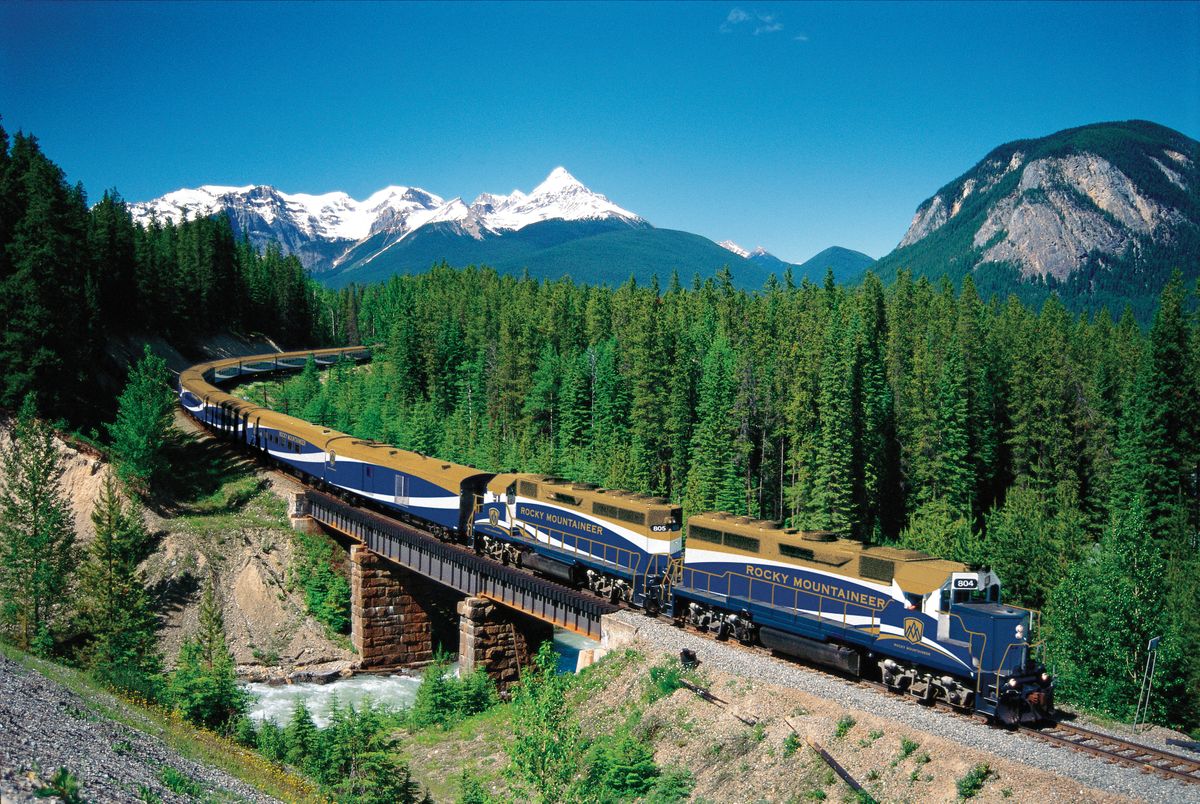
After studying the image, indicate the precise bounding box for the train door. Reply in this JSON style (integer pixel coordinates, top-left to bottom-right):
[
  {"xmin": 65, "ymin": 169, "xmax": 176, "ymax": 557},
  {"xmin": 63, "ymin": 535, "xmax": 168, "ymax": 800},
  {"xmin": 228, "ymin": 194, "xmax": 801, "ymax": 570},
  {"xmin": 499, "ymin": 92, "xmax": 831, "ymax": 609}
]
[{"xmin": 395, "ymin": 475, "xmax": 410, "ymax": 506}]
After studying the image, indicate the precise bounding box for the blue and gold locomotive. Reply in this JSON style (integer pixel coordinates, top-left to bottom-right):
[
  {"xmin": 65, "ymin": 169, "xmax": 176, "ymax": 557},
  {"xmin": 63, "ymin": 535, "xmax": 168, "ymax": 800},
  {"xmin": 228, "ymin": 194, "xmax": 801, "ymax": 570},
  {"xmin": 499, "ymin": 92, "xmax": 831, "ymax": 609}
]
[{"xmin": 180, "ymin": 348, "xmax": 1053, "ymax": 725}]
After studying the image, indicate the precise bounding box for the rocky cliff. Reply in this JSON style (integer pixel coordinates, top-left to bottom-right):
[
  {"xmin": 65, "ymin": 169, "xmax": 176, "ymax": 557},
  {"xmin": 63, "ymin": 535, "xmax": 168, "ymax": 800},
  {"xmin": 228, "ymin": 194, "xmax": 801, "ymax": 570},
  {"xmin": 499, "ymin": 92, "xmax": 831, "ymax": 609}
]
[{"xmin": 875, "ymin": 120, "xmax": 1199, "ymax": 317}]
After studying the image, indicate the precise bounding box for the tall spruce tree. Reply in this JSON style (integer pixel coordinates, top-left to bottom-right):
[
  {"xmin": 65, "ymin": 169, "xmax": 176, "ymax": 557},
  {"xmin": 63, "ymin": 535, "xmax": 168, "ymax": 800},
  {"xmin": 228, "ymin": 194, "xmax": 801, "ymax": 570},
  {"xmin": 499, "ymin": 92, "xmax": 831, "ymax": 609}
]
[
  {"xmin": 108, "ymin": 344, "xmax": 177, "ymax": 493},
  {"xmin": 169, "ymin": 575, "xmax": 248, "ymax": 732},
  {"xmin": 0, "ymin": 394, "xmax": 76, "ymax": 653},
  {"xmin": 683, "ymin": 335, "xmax": 742, "ymax": 517},
  {"xmin": 78, "ymin": 474, "xmax": 160, "ymax": 694}
]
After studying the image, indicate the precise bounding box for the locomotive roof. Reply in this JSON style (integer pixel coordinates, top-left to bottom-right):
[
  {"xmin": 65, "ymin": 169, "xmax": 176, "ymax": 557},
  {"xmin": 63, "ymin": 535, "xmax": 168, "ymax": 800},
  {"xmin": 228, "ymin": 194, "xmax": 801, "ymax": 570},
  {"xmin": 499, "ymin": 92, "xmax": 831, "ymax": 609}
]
[
  {"xmin": 487, "ymin": 473, "xmax": 680, "ymax": 514},
  {"xmin": 180, "ymin": 349, "xmax": 492, "ymax": 488},
  {"xmin": 687, "ymin": 511, "xmax": 966, "ymax": 596}
]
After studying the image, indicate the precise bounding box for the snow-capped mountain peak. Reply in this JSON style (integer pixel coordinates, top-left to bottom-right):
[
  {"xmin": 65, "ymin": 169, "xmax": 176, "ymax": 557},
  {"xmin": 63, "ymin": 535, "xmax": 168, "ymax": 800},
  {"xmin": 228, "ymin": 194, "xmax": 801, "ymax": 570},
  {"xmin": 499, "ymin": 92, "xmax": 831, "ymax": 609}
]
[{"xmin": 718, "ymin": 240, "xmax": 751, "ymax": 258}]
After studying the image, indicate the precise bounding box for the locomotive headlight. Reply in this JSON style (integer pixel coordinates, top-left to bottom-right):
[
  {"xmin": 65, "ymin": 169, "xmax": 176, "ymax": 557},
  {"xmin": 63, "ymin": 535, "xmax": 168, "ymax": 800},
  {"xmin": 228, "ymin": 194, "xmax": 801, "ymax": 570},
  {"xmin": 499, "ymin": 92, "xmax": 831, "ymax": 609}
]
[
  {"xmin": 1041, "ymin": 673, "xmax": 1050, "ymax": 682},
  {"xmin": 1007, "ymin": 678, "xmax": 1018, "ymax": 688}
]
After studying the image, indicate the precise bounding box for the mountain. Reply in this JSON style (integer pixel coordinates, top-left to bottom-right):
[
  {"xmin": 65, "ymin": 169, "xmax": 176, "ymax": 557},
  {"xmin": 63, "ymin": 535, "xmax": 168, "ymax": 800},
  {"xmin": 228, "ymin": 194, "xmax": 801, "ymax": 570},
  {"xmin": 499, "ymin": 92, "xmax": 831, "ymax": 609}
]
[
  {"xmin": 131, "ymin": 168, "xmax": 808, "ymax": 290},
  {"xmin": 718, "ymin": 241, "xmax": 874, "ymax": 285},
  {"xmin": 793, "ymin": 246, "xmax": 875, "ymax": 283},
  {"xmin": 872, "ymin": 120, "xmax": 1200, "ymax": 318}
]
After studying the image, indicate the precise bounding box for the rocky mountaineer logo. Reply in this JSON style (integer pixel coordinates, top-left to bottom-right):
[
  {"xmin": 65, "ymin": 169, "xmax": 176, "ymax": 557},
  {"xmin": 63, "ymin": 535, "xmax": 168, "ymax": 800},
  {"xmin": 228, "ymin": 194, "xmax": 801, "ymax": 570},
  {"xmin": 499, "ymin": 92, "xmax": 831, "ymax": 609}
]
[{"xmin": 904, "ymin": 617, "xmax": 924, "ymax": 644}]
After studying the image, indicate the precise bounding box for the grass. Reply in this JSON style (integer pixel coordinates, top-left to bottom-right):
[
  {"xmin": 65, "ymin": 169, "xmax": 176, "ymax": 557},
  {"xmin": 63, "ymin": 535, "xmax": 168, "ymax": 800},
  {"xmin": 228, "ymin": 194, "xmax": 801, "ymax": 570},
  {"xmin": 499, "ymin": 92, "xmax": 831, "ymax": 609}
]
[
  {"xmin": 0, "ymin": 642, "xmax": 319, "ymax": 803},
  {"xmin": 834, "ymin": 715, "xmax": 856, "ymax": 739}
]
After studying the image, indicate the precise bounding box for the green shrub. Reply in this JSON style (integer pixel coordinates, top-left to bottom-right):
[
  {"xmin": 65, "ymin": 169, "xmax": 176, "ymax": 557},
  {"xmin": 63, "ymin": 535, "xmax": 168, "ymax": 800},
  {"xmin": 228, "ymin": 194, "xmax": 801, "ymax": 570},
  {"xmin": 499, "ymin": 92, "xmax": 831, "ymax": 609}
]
[
  {"xmin": 290, "ymin": 531, "xmax": 351, "ymax": 634},
  {"xmin": 35, "ymin": 767, "xmax": 83, "ymax": 803},
  {"xmin": 834, "ymin": 715, "xmax": 856, "ymax": 738},
  {"xmin": 956, "ymin": 763, "xmax": 993, "ymax": 799},
  {"xmin": 644, "ymin": 766, "xmax": 695, "ymax": 804},
  {"xmin": 580, "ymin": 733, "xmax": 660, "ymax": 798},
  {"xmin": 783, "ymin": 732, "xmax": 802, "ymax": 757},
  {"xmin": 159, "ymin": 767, "xmax": 203, "ymax": 798},
  {"xmin": 898, "ymin": 736, "xmax": 920, "ymax": 759},
  {"xmin": 646, "ymin": 659, "xmax": 684, "ymax": 702},
  {"xmin": 409, "ymin": 657, "xmax": 499, "ymax": 729}
]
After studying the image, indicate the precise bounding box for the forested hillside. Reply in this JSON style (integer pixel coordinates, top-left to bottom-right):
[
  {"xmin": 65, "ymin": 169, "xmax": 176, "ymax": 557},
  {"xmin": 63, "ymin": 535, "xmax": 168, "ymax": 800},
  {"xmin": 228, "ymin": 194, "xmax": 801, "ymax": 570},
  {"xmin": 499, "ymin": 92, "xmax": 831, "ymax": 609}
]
[
  {"xmin": 307, "ymin": 267, "xmax": 1200, "ymax": 728},
  {"xmin": 0, "ymin": 122, "xmax": 325, "ymax": 424}
]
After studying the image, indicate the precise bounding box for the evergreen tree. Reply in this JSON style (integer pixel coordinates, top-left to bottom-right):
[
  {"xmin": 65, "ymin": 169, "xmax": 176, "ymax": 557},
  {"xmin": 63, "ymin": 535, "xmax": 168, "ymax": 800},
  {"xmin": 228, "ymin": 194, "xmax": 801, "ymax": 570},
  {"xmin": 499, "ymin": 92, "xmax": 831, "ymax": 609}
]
[
  {"xmin": 284, "ymin": 700, "xmax": 319, "ymax": 772},
  {"xmin": 809, "ymin": 310, "xmax": 854, "ymax": 534},
  {"xmin": 168, "ymin": 575, "xmax": 248, "ymax": 732},
  {"xmin": 683, "ymin": 335, "xmax": 742, "ymax": 517},
  {"xmin": 107, "ymin": 344, "xmax": 176, "ymax": 493},
  {"xmin": 983, "ymin": 482, "xmax": 1085, "ymax": 609},
  {"xmin": 77, "ymin": 474, "xmax": 160, "ymax": 695},
  {"xmin": 0, "ymin": 394, "xmax": 76, "ymax": 653}
]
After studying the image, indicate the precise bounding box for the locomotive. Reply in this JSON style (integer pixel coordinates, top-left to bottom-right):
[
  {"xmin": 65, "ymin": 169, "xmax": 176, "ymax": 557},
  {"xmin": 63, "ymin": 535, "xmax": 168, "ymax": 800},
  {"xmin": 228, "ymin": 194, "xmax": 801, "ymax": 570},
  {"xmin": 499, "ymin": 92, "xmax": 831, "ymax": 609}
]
[{"xmin": 179, "ymin": 347, "xmax": 1054, "ymax": 725}]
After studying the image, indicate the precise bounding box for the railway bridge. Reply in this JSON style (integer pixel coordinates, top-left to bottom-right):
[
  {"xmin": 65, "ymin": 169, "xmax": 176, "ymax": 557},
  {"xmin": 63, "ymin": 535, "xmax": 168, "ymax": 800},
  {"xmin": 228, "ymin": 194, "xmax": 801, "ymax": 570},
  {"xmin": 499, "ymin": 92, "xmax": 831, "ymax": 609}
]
[{"xmin": 289, "ymin": 489, "xmax": 629, "ymax": 688}]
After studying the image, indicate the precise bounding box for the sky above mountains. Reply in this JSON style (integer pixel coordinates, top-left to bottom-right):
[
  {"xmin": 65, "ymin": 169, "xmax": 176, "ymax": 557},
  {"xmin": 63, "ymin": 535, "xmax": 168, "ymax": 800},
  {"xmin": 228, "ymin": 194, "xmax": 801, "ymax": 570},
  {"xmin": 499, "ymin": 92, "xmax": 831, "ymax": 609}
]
[{"xmin": 1, "ymin": 1, "xmax": 1197, "ymax": 263}]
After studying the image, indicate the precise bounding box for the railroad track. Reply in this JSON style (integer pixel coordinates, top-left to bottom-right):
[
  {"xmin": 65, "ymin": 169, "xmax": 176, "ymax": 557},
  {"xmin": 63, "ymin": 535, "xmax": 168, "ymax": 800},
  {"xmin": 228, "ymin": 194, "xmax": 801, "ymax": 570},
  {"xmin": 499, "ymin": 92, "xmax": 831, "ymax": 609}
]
[{"xmin": 1020, "ymin": 721, "xmax": 1200, "ymax": 785}]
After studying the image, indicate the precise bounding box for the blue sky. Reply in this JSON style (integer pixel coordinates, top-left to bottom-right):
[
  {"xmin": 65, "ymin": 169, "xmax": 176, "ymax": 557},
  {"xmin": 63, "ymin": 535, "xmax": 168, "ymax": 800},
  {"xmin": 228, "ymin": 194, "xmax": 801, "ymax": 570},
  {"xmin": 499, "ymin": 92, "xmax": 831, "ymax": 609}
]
[{"xmin": 2, "ymin": 1, "xmax": 1197, "ymax": 262}]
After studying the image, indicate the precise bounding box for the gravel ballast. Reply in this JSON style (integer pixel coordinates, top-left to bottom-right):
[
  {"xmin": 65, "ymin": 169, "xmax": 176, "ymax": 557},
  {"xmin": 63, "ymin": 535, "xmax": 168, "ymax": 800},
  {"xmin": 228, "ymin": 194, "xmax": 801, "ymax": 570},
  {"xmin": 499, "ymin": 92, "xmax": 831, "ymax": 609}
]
[
  {"xmin": 0, "ymin": 655, "xmax": 281, "ymax": 803},
  {"xmin": 609, "ymin": 610, "xmax": 1200, "ymax": 803}
]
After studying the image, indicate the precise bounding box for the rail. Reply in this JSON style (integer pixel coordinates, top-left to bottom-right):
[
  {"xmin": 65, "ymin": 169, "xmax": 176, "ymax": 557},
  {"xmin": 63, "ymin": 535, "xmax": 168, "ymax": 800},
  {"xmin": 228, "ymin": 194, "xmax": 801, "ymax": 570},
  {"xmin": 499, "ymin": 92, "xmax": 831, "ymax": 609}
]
[
  {"xmin": 1021, "ymin": 721, "xmax": 1200, "ymax": 785},
  {"xmin": 302, "ymin": 490, "xmax": 619, "ymax": 640}
]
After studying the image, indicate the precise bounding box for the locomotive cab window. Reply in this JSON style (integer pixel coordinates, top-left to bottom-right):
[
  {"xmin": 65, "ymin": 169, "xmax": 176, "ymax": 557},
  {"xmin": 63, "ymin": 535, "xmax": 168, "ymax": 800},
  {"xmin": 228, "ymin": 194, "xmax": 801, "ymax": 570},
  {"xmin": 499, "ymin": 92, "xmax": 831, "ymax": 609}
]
[{"xmin": 506, "ymin": 484, "xmax": 516, "ymax": 506}]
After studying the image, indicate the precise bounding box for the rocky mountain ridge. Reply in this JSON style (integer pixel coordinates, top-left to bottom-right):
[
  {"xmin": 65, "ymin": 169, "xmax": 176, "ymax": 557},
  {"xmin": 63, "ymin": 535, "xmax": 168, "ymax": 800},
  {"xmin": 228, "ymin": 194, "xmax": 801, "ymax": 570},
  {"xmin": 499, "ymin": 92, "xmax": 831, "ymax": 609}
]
[
  {"xmin": 129, "ymin": 167, "xmax": 645, "ymax": 273},
  {"xmin": 875, "ymin": 120, "xmax": 1199, "ymax": 317}
]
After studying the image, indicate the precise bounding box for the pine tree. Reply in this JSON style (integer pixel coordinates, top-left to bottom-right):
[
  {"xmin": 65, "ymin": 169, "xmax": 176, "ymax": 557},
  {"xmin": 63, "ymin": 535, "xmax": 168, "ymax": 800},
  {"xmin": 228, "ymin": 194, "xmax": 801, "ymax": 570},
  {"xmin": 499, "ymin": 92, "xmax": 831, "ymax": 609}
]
[
  {"xmin": 809, "ymin": 309, "xmax": 854, "ymax": 534},
  {"xmin": 78, "ymin": 474, "xmax": 160, "ymax": 695},
  {"xmin": 0, "ymin": 394, "xmax": 76, "ymax": 653},
  {"xmin": 683, "ymin": 335, "xmax": 742, "ymax": 517},
  {"xmin": 107, "ymin": 343, "xmax": 176, "ymax": 493},
  {"xmin": 168, "ymin": 575, "xmax": 248, "ymax": 732},
  {"xmin": 284, "ymin": 700, "xmax": 319, "ymax": 771}
]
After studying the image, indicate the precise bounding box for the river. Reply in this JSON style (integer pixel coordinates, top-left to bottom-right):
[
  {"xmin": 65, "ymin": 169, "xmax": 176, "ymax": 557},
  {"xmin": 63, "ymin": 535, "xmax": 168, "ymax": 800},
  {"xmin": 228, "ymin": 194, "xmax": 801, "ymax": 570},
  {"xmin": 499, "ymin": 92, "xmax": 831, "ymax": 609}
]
[{"xmin": 244, "ymin": 628, "xmax": 598, "ymax": 726}]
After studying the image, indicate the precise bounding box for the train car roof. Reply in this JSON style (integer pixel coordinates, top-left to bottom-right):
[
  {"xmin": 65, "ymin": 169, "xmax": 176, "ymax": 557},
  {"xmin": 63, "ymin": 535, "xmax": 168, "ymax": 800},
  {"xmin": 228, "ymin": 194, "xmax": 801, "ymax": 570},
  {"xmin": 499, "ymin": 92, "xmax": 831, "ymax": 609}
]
[
  {"xmin": 180, "ymin": 348, "xmax": 492, "ymax": 488},
  {"xmin": 487, "ymin": 472, "xmax": 680, "ymax": 515},
  {"xmin": 687, "ymin": 511, "xmax": 965, "ymax": 595}
]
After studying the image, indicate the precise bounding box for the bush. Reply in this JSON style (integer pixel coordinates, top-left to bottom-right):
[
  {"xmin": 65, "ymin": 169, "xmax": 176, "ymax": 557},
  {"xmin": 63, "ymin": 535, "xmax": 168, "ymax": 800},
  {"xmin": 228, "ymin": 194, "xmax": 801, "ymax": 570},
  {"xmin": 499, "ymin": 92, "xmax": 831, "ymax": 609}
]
[
  {"xmin": 644, "ymin": 766, "xmax": 695, "ymax": 804},
  {"xmin": 409, "ymin": 657, "xmax": 499, "ymax": 729},
  {"xmin": 290, "ymin": 531, "xmax": 351, "ymax": 634},
  {"xmin": 34, "ymin": 767, "xmax": 83, "ymax": 803},
  {"xmin": 580, "ymin": 733, "xmax": 660, "ymax": 798},
  {"xmin": 898, "ymin": 736, "xmax": 920, "ymax": 759},
  {"xmin": 159, "ymin": 767, "xmax": 203, "ymax": 798},
  {"xmin": 646, "ymin": 659, "xmax": 684, "ymax": 703},
  {"xmin": 956, "ymin": 763, "xmax": 993, "ymax": 799},
  {"xmin": 783, "ymin": 732, "xmax": 802, "ymax": 756},
  {"xmin": 834, "ymin": 715, "xmax": 856, "ymax": 738}
]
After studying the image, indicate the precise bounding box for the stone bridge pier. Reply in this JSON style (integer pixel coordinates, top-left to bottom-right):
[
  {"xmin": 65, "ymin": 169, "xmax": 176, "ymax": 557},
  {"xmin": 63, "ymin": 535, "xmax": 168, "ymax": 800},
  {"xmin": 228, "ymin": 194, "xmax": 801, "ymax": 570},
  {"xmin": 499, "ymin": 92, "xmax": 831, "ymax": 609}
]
[
  {"xmin": 349, "ymin": 544, "xmax": 458, "ymax": 670},
  {"xmin": 457, "ymin": 597, "xmax": 554, "ymax": 691}
]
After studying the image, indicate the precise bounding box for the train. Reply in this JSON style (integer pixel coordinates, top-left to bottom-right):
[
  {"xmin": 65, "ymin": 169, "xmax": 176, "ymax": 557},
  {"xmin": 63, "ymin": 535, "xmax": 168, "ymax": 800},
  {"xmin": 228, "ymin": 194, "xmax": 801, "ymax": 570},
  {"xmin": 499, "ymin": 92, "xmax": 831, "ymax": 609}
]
[{"xmin": 179, "ymin": 347, "xmax": 1055, "ymax": 726}]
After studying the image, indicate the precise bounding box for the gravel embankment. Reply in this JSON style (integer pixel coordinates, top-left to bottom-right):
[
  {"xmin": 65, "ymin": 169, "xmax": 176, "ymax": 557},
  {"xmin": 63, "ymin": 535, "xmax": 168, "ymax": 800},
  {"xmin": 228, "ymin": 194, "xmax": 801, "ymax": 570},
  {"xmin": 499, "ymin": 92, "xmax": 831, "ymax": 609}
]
[
  {"xmin": 611, "ymin": 611, "xmax": 1200, "ymax": 803},
  {"xmin": 0, "ymin": 656, "xmax": 279, "ymax": 803}
]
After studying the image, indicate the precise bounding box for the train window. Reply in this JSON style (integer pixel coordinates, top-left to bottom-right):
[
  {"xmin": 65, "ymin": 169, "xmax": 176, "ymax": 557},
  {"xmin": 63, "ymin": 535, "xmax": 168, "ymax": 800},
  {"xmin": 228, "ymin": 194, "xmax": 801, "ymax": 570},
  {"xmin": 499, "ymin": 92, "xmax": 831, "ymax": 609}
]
[
  {"xmin": 552, "ymin": 493, "xmax": 581, "ymax": 506},
  {"xmin": 616, "ymin": 508, "xmax": 646, "ymax": 526},
  {"xmin": 689, "ymin": 525, "xmax": 722, "ymax": 544},
  {"xmin": 723, "ymin": 533, "xmax": 760, "ymax": 553},
  {"xmin": 779, "ymin": 543, "xmax": 816, "ymax": 561},
  {"xmin": 940, "ymin": 586, "xmax": 951, "ymax": 612},
  {"xmin": 593, "ymin": 501, "xmax": 619, "ymax": 519},
  {"xmin": 518, "ymin": 481, "xmax": 538, "ymax": 498},
  {"xmin": 860, "ymin": 555, "xmax": 895, "ymax": 583}
]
